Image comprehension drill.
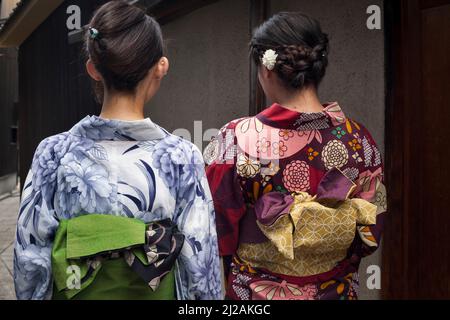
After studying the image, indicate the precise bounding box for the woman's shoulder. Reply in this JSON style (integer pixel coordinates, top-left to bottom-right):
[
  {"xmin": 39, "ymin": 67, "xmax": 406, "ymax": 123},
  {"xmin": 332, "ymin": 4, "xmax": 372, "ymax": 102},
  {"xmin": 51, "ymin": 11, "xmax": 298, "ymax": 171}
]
[
  {"xmin": 33, "ymin": 131, "xmax": 73, "ymax": 161},
  {"xmin": 343, "ymin": 118, "xmax": 379, "ymax": 146},
  {"xmin": 36, "ymin": 131, "xmax": 71, "ymax": 144},
  {"xmin": 339, "ymin": 118, "xmax": 383, "ymax": 171},
  {"xmin": 209, "ymin": 116, "xmax": 253, "ymax": 148},
  {"xmin": 203, "ymin": 117, "xmax": 251, "ymax": 165},
  {"xmin": 217, "ymin": 116, "xmax": 252, "ymax": 135},
  {"xmin": 28, "ymin": 131, "xmax": 76, "ymax": 192},
  {"xmin": 155, "ymin": 130, "xmax": 205, "ymax": 165}
]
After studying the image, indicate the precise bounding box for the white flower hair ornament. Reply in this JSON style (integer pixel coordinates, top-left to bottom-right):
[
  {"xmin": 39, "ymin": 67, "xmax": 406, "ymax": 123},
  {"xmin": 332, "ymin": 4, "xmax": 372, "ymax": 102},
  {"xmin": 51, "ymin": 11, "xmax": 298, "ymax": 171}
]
[{"xmin": 261, "ymin": 49, "xmax": 278, "ymax": 71}]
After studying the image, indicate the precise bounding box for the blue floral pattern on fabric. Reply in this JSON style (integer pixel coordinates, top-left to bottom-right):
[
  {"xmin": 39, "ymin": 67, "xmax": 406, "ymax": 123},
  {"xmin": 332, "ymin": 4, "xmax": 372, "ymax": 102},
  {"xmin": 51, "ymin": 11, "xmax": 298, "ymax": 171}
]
[
  {"xmin": 151, "ymin": 135, "xmax": 206, "ymax": 201},
  {"xmin": 14, "ymin": 115, "xmax": 222, "ymax": 300},
  {"xmin": 56, "ymin": 154, "xmax": 115, "ymax": 217}
]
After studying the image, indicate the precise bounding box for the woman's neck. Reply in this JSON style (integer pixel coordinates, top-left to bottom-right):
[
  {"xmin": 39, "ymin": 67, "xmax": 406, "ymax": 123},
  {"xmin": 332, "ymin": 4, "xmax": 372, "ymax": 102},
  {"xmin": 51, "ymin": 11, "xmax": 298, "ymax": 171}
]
[
  {"xmin": 276, "ymin": 86, "xmax": 324, "ymax": 113},
  {"xmin": 99, "ymin": 91, "xmax": 146, "ymax": 121}
]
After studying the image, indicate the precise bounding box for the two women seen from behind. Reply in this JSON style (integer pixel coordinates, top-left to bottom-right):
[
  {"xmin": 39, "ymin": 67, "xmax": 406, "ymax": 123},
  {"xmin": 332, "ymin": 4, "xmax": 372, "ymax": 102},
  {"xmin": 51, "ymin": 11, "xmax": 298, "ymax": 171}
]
[{"xmin": 13, "ymin": 1, "xmax": 385, "ymax": 301}]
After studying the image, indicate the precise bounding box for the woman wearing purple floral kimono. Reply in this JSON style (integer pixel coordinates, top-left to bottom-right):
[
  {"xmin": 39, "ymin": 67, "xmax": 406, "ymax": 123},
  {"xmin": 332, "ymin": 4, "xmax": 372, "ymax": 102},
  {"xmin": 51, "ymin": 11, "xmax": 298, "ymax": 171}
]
[
  {"xmin": 14, "ymin": 1, "xmax": 222, "ymax": 300},
  {"xmin": 205, "ymin": 12, "xmax": 386, "ymax": 300}
]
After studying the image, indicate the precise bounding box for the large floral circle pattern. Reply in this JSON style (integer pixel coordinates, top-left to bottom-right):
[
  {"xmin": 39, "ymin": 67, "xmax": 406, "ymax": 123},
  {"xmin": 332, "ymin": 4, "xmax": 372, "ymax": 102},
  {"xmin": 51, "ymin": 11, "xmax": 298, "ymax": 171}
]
[
  {"xmin": 237, "ymin": 153, "xmax": 261, "ymax": 178},
  {"xmin": 282, "ymin": 160, "xmax": 310, "ymax": 192},
  {"xmin": 321, "ymin": 140, "xmax": 349, "ymax": 170}
]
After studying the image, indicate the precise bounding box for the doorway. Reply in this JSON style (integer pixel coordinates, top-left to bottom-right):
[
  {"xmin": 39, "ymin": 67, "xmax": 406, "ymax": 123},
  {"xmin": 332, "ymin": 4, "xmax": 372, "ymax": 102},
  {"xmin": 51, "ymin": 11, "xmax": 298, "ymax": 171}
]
[{"xmin": 383, "ymin": 0, "xmax": 450, "ymax": 299}]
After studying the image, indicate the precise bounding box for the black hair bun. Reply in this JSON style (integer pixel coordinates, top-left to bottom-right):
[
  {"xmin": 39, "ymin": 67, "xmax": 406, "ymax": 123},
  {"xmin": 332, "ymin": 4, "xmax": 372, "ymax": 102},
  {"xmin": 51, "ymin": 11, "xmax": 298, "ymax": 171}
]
[
  {"xmin": 277, "ymin": 35, "xmax": 328, "ymax": 89},
  {"xmin": 251, "ymin": 12, "xmax": 329, "ymax": 90},
  {"xmin": 85, "ymin": 0, "xmax": 164, "ymax": 102}
]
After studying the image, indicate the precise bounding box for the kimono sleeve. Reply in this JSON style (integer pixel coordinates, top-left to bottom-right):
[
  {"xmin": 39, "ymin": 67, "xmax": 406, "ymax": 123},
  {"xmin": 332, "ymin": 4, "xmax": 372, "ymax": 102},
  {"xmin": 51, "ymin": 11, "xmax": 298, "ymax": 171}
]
[
  {"xmin": 204, "ymin": 122, "xmax": 247, "ymax": 257},
  {"xmin": 349, "ymin": 125, "xmax": 387, "ymax": 259},
  {"xmin": 173, "ymin": 144, "xmax": 223, "ymax": 300},
  {"xmin": 14, "ymin": 138, "xmax": 60, "ymax": 300}
]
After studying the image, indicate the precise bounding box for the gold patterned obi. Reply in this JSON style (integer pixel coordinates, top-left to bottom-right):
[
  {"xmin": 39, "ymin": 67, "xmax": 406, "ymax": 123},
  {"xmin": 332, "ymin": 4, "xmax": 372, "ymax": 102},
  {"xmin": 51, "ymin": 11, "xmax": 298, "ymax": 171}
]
[{"xmin": 237, "ymin": 168, "xmax": 377, "ymax": 277}]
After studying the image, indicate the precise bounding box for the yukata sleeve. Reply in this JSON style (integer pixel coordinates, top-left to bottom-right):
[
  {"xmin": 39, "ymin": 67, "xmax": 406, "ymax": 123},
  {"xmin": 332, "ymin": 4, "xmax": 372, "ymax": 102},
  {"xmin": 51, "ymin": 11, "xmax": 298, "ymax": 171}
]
[
  {"xmin": 348, "ymin": 126, "xmax": 387, "ymax": 259},
  {"xmin": 174, "ymin": 144, "xmax": 223, "ymax": 300},
  {"xmin": 14, "ymin": 138, "xmax": 60, "ymax": 300},
  {"xmin": 204, "ymin": 123, "xmax": 247, "ymax": 257}
]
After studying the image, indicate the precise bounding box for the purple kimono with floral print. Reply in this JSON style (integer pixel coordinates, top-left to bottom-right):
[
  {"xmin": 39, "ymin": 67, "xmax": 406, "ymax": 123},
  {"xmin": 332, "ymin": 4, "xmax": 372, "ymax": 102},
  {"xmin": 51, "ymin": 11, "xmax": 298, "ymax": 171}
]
[{"xmin": 205, "ymin": 103, "xmax": 387, "ymax": 300}]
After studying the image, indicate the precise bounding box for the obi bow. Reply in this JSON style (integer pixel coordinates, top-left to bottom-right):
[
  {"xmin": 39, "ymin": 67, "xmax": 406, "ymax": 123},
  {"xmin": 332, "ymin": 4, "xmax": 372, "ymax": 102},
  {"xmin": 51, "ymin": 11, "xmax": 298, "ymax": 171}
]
[
  {"xmin": 253, "ymin": 168, "xmax": 377, "ymax": 261},
  {"xmin": 51, "ymin": 214, "xmax": 184, "ymax": 299}
]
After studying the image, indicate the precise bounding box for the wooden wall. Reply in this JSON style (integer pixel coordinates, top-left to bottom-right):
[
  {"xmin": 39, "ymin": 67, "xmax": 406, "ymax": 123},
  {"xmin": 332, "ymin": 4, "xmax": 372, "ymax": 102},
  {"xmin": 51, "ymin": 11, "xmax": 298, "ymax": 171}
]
[
  {"xmin": 383, "ymin": 0, "xmax": 450, "ymax": 299},
  {"xmin": 18, "ymin": 0, "xmax": 109, "ymax": 186},
  {"xmin": 0, "ymin": 47, "xmax": 18, "ymax": 178}
]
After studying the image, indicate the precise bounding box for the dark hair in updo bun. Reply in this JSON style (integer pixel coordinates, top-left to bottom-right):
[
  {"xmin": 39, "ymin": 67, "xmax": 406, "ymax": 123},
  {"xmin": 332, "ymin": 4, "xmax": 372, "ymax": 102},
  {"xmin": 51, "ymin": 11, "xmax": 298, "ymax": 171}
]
[
  {"xmin": 250, "ymin": 12, "xmax": 329, "ymax": 90},
  {"xmin": 85, "ymin": 0, "xmax": 164, "ymax": 101}
]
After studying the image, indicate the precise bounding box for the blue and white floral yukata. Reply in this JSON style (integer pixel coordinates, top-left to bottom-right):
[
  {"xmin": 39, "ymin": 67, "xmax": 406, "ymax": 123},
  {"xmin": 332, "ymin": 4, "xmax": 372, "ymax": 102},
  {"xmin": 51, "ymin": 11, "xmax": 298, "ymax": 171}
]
[{"xmin": 14, "ymin": 115, "xmax": 222, "ymax": 300}]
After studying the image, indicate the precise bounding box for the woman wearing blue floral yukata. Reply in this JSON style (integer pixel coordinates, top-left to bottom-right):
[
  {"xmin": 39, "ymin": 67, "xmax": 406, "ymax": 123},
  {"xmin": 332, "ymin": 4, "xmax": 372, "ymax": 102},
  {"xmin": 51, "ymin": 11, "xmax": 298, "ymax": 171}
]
[{"xmin": 13, "ymin": 0, "xmax": 222, "ymax": 300}]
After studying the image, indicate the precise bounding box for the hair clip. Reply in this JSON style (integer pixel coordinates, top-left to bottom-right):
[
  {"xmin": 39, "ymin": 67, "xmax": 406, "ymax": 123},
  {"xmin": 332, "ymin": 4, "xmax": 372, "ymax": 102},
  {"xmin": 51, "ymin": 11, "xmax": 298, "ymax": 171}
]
[
  {"xmin": 262, "ymin": 49, "xmax": 278, "ymax": 70},
  {"xmin": 89, "ymin": 27, "xmax": 100, "ymax": 40}
]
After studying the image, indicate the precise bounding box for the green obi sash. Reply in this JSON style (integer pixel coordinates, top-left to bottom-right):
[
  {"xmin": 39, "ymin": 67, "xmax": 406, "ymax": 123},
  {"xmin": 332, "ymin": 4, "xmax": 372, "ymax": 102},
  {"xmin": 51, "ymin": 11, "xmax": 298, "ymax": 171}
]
[{"xmin": 51, "ymin": 214, "xmax": 184, "ymax": 300}]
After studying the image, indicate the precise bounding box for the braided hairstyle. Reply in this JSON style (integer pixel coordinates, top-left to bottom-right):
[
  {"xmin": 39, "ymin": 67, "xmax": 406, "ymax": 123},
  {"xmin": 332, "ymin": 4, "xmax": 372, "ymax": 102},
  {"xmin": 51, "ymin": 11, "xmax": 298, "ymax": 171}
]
[
  {"xmin": 251, "ymin": 12, "xmax": 329, "ymax": 90},
  {"xmin": 85, "ymin": 1, "xmax": 164, "ymax": 102}
]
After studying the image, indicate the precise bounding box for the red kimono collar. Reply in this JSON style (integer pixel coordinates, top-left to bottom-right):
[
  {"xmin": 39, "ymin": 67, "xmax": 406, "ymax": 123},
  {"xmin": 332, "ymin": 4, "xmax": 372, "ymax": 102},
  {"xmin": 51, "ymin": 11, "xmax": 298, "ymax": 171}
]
[{"xmin": 256, "ymin": 102, "xmax": 346, "ymax": 130}]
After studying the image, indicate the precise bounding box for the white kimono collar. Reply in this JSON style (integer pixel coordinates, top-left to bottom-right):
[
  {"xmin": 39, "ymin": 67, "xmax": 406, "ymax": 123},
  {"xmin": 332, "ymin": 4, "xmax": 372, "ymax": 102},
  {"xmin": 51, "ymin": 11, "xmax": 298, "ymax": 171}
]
[{"xmin": 69, "ymin": 115, "xmax": 168, "ymax": 141}]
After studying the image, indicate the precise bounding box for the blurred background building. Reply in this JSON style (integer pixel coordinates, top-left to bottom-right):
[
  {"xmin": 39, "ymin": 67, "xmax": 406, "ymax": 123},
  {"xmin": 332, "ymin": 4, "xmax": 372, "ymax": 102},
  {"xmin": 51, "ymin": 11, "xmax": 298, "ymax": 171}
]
[
  {"xmin": 0, "ymin": 0, "xmax": 449, "ymax": 299},
  {"xmin": 0, "ymin": 0, "xmax": 19, "ymax": 196}
]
